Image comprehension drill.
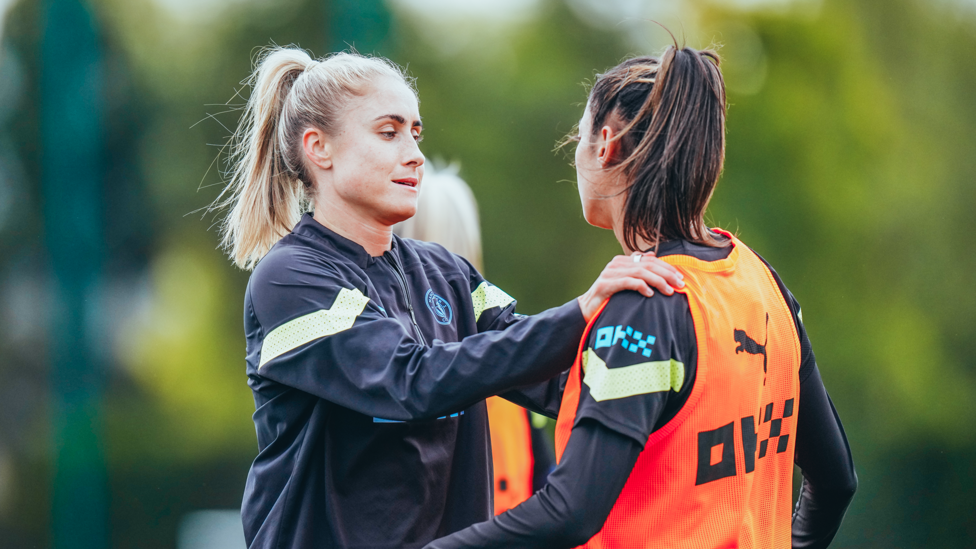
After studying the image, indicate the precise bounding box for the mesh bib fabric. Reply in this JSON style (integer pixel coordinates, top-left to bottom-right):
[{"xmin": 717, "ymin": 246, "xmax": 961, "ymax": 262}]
[{"xmin": 555, "ymin": 232, "xmax": 801, "ymax": 549}]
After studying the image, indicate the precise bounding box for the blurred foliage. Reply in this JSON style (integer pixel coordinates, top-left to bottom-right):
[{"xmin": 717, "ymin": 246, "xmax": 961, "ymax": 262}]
[
  {"xmin": 704, "ymin": 0, "xmax": 976, "ymax": 444},
  {"xmin": 0, "ymin": 0, "xmax": 974, "ymax": 546}
]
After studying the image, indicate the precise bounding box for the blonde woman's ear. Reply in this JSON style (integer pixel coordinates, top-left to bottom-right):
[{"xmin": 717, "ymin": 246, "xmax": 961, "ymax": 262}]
[{"xmin": 303, "ymin": 127, "xmax": 333, "ymax": 170}]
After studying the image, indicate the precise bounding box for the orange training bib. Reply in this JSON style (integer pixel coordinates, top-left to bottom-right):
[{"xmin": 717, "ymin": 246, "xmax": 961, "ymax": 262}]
[{"xmin": 555, "ymin": 232, "xmax": 801, "ymax": 548}]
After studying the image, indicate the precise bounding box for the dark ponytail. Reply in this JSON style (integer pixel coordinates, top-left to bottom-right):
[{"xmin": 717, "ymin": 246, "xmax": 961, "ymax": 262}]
[{"xmin": 586, "ymin": 44, "xmax": 727, "ymax": 252}]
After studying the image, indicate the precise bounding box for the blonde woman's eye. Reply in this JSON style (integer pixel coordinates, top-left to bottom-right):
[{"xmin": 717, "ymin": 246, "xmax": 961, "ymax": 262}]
[
  {"xmin": 414, "ymin": 134, "xmax": 424, "ymax": 143},
  {"xmin": 381, "ymin": 131, "xmax": 396, "ymax": 139}
]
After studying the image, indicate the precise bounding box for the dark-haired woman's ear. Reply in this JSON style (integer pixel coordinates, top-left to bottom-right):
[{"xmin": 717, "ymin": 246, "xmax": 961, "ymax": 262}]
[
  {"xmin": 597, "ymin": 125, "xmax": 621, "ymax": 167},
  {"xmin": 303, "ymin": 127, "xmax": 333, "ymax": 170}
]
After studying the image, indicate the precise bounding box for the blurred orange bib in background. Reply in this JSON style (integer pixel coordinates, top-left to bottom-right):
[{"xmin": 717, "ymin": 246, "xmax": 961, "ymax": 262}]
[{"xmin": 486, "ymin": 396, "xmax": 534, "ymax": 515}]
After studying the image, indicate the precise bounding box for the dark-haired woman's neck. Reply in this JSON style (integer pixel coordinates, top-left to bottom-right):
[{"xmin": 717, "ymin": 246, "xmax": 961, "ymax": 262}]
[
  {"xmin": 614, "ymin": 223, "xmax": 724, "ymax": 256},
  {"xmin": 612, "ymin": 224, "xmax": 654, "ymax": 256}
]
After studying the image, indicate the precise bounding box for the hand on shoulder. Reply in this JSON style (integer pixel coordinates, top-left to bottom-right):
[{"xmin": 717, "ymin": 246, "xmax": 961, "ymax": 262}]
[{"xmin": 577, "ymin": 253, "xmax": 685, "ymax": 321}]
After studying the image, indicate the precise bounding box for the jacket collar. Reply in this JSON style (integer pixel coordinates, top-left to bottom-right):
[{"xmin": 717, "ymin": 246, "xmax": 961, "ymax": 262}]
[
  {"xmin": 292, "ymin": 213, "xmax": 394, "ymax": 270},
  {"xmin": 654, "ymin": 230, "xmax": 732, "ymax": 259}
]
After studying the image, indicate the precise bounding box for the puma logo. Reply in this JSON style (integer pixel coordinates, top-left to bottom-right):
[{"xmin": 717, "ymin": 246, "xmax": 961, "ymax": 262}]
[{"xmin": 734, "ymin": 313, "xmax": 769, "ymax": 384}]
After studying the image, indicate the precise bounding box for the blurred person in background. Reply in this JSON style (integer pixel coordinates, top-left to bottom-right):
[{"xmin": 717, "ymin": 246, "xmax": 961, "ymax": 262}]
[
  {"xmin": 214, "ymin": 46, "xmax": 685, "ymax": 548},
  {"xmin": 394, "ymin": 165, "xmax": 556, "ymax": 514},
  {"xmin": 428, "ymin": 45, "xmax": 856, "ymax": 549}
]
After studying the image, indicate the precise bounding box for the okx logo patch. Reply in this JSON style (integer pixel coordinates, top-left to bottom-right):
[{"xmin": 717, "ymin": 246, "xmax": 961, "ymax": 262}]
[
  {"xmin": 694, "ymin": 398, "xmax": 795, "ymax": 486},
  {"xmin": 425, "ymin": 289, "xmax": 453, "ymax": 325},
  {"xmin": 594, "ymin": 325, "xmax": 656, "ymax": 357}
]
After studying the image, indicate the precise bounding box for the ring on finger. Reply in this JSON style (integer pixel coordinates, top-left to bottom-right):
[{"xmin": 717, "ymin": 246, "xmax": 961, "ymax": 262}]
[{"xmin": 632, "ymin": 253, "xmax": 642, "ymax": 263}]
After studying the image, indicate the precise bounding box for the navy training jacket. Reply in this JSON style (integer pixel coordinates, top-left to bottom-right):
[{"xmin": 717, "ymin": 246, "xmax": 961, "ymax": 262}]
[{"xmin": 241, "ymin": 214, "xmax": 585, "ymax": 549}]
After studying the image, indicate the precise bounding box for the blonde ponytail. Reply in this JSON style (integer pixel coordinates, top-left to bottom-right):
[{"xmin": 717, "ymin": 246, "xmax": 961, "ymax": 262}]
[{"xmin": 212, "ymin": 46, "xmax": 414, "ymax": 270}]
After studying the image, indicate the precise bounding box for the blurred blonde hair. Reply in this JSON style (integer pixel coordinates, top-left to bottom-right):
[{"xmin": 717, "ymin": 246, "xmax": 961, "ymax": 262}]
[
  {"xmin": 213, "ymin": 46, "xmax": 414, "ymax": 270},
  {"xmin": 394, "ymin": 165, "xmax": 483, "ymax": 271}
]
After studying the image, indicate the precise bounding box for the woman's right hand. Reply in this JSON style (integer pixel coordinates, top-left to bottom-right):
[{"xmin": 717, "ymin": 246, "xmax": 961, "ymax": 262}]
[{"xmin": 577, "ymin": 253, "xmax": 684, "ymax": 321}]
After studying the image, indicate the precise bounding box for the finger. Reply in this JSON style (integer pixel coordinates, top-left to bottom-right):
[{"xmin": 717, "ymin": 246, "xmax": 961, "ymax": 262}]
[
  {"xmin": 639, "ymin": 262, "xmax": 684, "ymax": 289},
  {"xmin": 611, "ymin": 255, "xmax": 635, "ymax": 267},
  {"xmin": 600, "ymin": 260, "xmax": 680, "ymax": 291},
  {"xmin": 619, "ymin": 277, "xmax": 654, "ymax": 297},
  {"xmin": 640, "ymin": 255, "xmax": 681, "ymax": 276},
  {"xmin": 639, "ymin": 260, "xmax": 681, "ymax": 279},
  {"xmin": 603, "ymin": 258, "xmax": 638, "ymax": 276},
  {"xmin": 606, "ymin": 256, "xmax": 682, "ymax": 288},
  {"xmin": 627, "ymin": 268, "xmax": 675, "ymax": 295},
  {"xmin": 599, "ymin": 278, "xmax": 653, "ymax": 298},
  {"xmin": 593, "ymin": 277, "xmax": 654, "ymax": 300}
]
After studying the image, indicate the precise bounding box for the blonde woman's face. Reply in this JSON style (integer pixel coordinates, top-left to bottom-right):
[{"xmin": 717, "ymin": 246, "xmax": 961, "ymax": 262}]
[{"xmin": 319, "ymin": 76, "xmax": 425, "ymax": 227}]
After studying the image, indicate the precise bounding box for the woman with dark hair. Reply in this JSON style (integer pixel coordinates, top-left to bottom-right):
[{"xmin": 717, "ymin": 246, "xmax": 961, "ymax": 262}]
[{"xmin": 427, "ymin": 45, "xmax": 857, "ymax": 549}]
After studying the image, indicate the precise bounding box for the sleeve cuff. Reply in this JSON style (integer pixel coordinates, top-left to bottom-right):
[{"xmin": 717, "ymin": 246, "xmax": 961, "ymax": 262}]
[{"xmin": 557, "ymin": 298, "xmax": 587, "ymax": 331}]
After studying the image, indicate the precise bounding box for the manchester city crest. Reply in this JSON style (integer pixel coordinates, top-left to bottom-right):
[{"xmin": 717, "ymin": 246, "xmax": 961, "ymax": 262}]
[{"xmin": 425, "ymin": 289, "xmax": 453, "ymax": 325}]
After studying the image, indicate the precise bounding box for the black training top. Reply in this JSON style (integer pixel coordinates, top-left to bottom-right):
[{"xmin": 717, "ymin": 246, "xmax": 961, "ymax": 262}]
[
  {"xmin": 427, "ymin": 238, "xmax": 857, "ymax": 549},
  {"xmin": 240, "ymin": 214, "xmax": 585, "ymax": 549}
]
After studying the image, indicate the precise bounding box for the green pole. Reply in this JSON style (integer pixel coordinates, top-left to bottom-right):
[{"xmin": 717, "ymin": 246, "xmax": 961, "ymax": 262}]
[
  {"xmin": 327, "ymin": 0, "xmax": 391, "ymax": 54},
  {"xmin": 40, "ymin": 0, "xmax": 107, "ymax": 548}
]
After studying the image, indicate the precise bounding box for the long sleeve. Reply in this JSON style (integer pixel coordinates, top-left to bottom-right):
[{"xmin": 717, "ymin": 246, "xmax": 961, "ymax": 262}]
[
  {"xmin": 458, "ymin": 255, "xmax": 572, "ymax": 419},
  {"xmin": 424, "ymin": 418, "xmax": 643, "ymax": 549},
  {"xmin": 759, "ymin": 256, "xmax": 857, "ymax": 547},
  {"xmin": 246, "ymin": 246, "xmax": 586, "ymax": 422},
  {"xmin": 762, "ymin": 264, "xmax": 857, "ymax": 547},
  {"xmin": 497, "ymin": 372, "xmax": 569, "ymax": 419},
  {"xmin": 792, "ymin": 365, "xmax": 858, "ymax": 548}
]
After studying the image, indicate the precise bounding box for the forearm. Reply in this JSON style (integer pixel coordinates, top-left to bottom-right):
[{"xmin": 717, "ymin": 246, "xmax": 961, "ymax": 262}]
[
  {"xmin": 792, "ymin": 477, "xmax": 856, "ymax": 548},
  {"xmin": 483, "ymin": 301, "xmax": 570, "ymax": 419},
  {"xmin": 425, "ymin": 419, "xmax": 642, "ymax": 549},
  {"xmin": 259, "ymin": 300, "xmax": 585, "ymax": 420},
  {"xmin": 498, "ymin": 370, "xmax": 569, "ymax": 419},
  {"xmin": 792, "ymin": 366, "xmax": 857, "ymax": 548}
]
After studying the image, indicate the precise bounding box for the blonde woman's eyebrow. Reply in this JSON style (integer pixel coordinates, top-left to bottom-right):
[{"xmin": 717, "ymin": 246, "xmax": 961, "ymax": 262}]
[{"xmin": 373, "ymin": 114, "xmax": 422, "ymax": 129}]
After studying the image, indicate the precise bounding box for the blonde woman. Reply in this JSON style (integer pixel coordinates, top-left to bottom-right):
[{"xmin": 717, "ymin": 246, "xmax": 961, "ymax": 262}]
[{"xmin": 216, "ymin": 47, "xmax": 685, "ymax": 548}]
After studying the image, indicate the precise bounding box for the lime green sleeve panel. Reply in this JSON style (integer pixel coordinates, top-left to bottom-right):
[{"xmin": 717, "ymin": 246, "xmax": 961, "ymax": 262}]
[
  {"xmin": 582, "ymin": 348, "xmax": 685, "ymax": 402},
  {"xmin": 471, "ymin": 281, "xmax": 515, "ymax": 322},
  {"xmin": 258, "ymin": 288, "xmax": 371, "ymax": 369}
]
